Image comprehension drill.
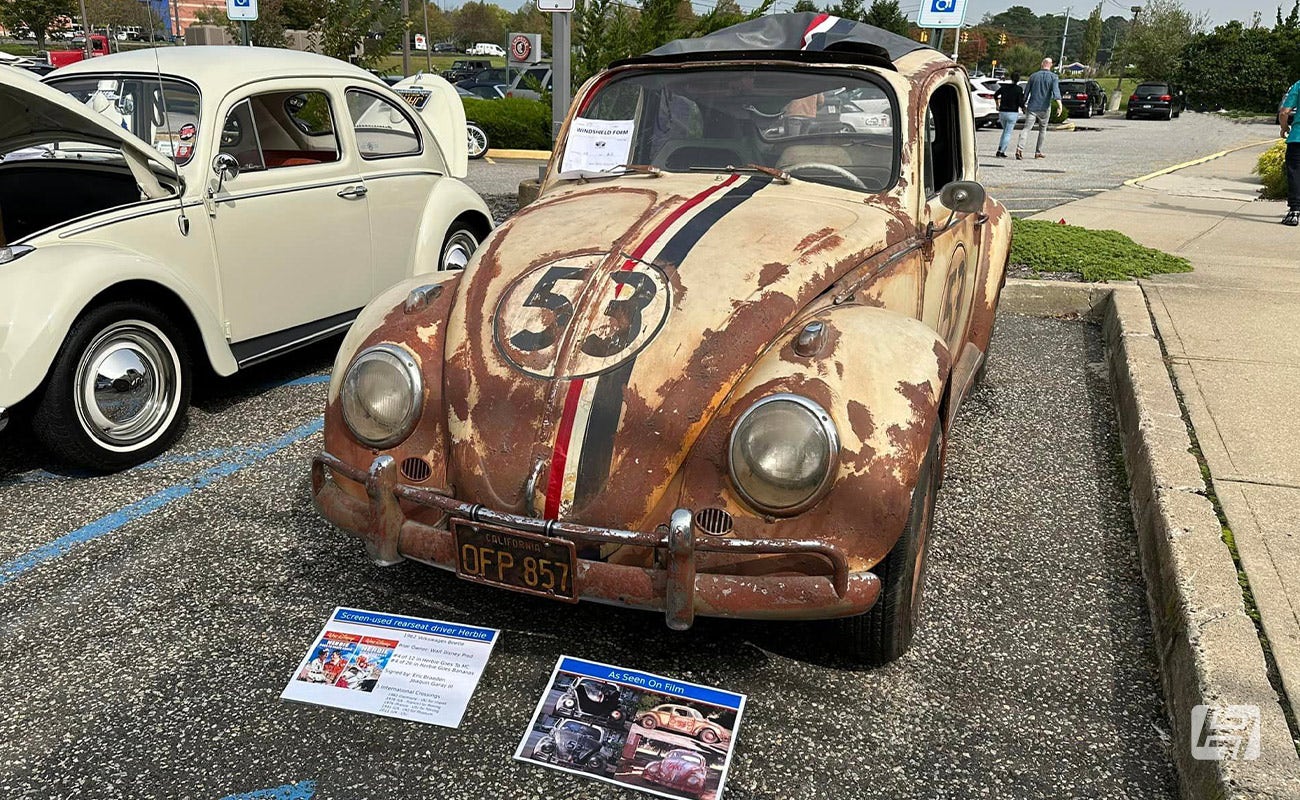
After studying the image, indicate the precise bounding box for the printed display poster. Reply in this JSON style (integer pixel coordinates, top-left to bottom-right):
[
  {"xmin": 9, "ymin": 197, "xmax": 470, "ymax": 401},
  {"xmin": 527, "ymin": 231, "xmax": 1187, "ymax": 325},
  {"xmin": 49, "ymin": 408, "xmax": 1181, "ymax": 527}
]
[
  {"xmin": 516, "ymin": 656, "xmax": 746, "ymax": 800},
  {"xmin": 559, "ymin": 117, "xmax": 635, "ymax": 173},
  {"xmin": 281, "ymin": 607, "xmax": 498, "ymax": 728}
]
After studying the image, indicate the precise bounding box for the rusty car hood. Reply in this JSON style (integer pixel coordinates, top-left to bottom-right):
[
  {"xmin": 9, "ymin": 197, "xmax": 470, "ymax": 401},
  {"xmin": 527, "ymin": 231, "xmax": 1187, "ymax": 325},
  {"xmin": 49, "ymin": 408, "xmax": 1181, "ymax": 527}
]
[{"xmin": 442, "ymin": 172, "xmax": 910, "ymax": 527}]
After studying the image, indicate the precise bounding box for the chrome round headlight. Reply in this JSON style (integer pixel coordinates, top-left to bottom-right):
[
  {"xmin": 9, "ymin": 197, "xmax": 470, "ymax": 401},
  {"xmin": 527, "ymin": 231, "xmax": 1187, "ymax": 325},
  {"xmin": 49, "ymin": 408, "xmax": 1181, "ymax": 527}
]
[
  {"xmin": 340, "ymin": 344, "xmax": 423, "ymax": 448},
  {"xmin": 728, "ymin": 394, "xmax": 839, "ymax": 514}
]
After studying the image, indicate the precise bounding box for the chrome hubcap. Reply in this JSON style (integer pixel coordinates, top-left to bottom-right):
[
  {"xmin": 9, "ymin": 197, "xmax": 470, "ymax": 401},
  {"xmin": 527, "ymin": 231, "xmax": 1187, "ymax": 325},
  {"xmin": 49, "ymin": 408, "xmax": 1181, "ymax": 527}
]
[
  {"xmin": 441, "ymin": 230, "xmax": 478, "ymax": 271},
  {"xmin": 74, "ymin": 320, "xmax": 179, "ymax": 449}
]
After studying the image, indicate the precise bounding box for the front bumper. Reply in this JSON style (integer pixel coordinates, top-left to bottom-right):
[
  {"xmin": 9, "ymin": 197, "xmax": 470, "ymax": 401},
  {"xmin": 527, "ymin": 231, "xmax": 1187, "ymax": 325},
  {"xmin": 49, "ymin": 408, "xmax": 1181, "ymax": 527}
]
[{"xmin": 312, "ymin": 452, "xmax": 881, "ymax": 629}]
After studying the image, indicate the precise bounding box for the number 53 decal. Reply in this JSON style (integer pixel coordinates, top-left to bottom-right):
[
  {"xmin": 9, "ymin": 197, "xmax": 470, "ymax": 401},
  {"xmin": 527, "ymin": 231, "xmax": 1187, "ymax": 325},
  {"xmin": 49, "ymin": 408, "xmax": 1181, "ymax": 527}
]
[{"xmin": 493, "ymin": 256, "xmax": 672, "ymax": 379}]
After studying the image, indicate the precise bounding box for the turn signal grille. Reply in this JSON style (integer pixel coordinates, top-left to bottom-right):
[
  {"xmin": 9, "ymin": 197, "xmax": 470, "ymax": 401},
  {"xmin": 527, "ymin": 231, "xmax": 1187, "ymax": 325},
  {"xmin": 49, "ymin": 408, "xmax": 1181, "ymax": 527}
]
[
  {"xmin": 695, "ymin": 507, "xmax": 734, "ymax": 536},
  {"xmin": 400, "ymin": 457, "xmax": 433, "ymax": 483}
]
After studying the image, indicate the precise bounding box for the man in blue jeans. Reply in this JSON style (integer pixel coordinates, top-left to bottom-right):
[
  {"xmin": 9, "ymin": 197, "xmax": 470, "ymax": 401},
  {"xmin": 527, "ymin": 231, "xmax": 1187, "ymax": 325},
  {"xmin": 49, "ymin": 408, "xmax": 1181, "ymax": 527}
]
[
  {"xmin": 1279, "ymin": 78, "xmax": 1300, "ymax": 226},
  {"xmin": 1017, "ymin": 57, "xmax": 1061, "ymax": 160}
]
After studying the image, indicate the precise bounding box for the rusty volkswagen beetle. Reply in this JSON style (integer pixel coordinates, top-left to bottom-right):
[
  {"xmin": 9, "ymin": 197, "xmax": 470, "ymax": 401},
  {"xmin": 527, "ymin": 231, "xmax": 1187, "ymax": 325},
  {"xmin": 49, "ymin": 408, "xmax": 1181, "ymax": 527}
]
[{"xmin": 312, "ymin": 15, "xmax": 1010, "ymax": 664}]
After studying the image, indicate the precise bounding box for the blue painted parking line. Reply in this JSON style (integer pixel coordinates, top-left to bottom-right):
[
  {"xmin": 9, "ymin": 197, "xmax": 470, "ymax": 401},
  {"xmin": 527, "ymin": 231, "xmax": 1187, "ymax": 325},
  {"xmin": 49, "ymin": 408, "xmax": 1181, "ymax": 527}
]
[
  {"xmin": 218, "ymin": 781, "xmax": 316, "ymax": 800},
  {"xmin": 0, "ymin": 417, "xmax": 324, "ymax": 587},
  {"xmin": 280, "ymin": 374, "xmax": 331, "ymax": 387}
]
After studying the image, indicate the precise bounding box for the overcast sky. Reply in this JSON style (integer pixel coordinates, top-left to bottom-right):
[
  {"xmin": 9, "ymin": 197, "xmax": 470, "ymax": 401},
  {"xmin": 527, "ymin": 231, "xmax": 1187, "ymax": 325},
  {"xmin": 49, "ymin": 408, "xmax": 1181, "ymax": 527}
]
[{"xmin": 464, "ymin": 0, "xmax": 1292, "ymax": 30}]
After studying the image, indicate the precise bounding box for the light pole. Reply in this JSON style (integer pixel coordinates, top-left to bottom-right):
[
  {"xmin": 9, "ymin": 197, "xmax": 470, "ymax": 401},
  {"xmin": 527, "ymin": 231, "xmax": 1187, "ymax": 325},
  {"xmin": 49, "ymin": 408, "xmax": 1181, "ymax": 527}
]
[
  {"xmin": 422, "ymin": 1, "xmax": 432, "ymax": 72},
  {"xmin": 1112, "ymin": 5, "xmax": 1141, "ymax": 110},
  {"xmin": 401, "ymin": 0, "xmax": 410, "ymax": 77},
  {"xmin": 1058, "ymin": 5, "xmax": 1071, "ymax": 67}
]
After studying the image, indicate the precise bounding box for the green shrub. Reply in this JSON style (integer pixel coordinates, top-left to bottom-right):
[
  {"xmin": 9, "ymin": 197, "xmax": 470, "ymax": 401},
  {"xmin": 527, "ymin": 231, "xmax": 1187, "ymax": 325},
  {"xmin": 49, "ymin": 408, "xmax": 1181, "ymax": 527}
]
[
  {"xmin": 1010, "ymin": 218, "xmax": 1193, "ymax": 281},
  {"xmin": 461, "ymin": 97, "xmax": 551, "ymax": 151},
  {"xmin": 1253, "ymin": 140, "xmax": 1287, "ymax": 200},
  {"xmin": 1049, "ymin": 98, "xmax": 1069, "ymax": 124}
]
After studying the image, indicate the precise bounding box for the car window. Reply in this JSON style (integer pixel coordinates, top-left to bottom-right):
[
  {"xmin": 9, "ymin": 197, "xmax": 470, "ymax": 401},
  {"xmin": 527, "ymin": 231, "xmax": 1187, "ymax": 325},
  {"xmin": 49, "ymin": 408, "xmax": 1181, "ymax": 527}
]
[
  {"xmin": 924, "ymin": 84, "xmax": 963, "ymax": 196},
  {"xmin": 1060, "ymin": 81, "xmax": 1084, "ymax": 93},
  {"xmin": 46, "ymin": 75, "xmax": 201, "ymax": 165},
  {"xmin": 1136, "ymin": 83, "xmax": 1168, "ymax": 95},
  {"xmin": 561, "ymin": 66, "xmax": 898, "ymax": 193},
  {"xmin": 346, "ymin": 89, "xmax": 421, "ymax": 159},
  {"xmin": 219, "ymin": 90, "xmax": 340, "ymax": 172}
]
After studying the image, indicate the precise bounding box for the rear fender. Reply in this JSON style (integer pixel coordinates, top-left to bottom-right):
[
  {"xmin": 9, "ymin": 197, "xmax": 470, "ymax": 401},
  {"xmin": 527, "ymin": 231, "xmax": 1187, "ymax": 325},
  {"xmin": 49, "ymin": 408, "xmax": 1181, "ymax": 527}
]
[
  {"xmin": 407, "ymin": 180, "xmax": 494, "ymax": 278},
  {"xmin": 676, "ymin": 304, "xmax": 951, "ymax": 572}
]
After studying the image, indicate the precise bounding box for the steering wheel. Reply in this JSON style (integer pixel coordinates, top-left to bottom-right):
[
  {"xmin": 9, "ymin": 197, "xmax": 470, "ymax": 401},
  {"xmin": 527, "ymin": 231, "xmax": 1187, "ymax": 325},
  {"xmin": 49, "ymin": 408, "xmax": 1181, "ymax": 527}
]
[{"xmin": 784, "ymin": 162, "xmax": 867, "ymax": 191}]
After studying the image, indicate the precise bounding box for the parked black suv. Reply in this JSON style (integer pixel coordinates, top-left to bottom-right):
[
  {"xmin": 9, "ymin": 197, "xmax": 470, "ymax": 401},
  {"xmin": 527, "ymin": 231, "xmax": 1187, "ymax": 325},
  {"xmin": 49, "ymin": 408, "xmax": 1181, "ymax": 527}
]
[
  {"xmin": 441, "ymin": 58, "xmax": 492, "ymax": 84},
  {"xmin": 1126, "ymin": 82, "xmax": 1186, "ymax": 120},
  {"xmin": 1059, "ymin": 79, "xmax": 1106, "ymax": 118}
]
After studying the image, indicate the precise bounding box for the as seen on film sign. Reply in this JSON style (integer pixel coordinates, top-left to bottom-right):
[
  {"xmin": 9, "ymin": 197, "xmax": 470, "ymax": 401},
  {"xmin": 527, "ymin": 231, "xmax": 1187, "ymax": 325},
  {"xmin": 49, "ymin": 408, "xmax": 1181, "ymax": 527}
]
[
  {"xmin": 280, "ymin": 607, "xmax": 498, "ymax": 728},
  {"xmin": 516, "ymin": 656, "xmax": 746, "ymax": 800}
]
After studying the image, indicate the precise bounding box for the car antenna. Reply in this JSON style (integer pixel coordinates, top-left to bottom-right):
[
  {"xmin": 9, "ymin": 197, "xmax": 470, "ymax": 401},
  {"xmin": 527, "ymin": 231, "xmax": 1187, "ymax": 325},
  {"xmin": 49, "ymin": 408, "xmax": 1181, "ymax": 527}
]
[{"xmin": 153, "ymin": 45, "xmax": 189, "ymax": 236}]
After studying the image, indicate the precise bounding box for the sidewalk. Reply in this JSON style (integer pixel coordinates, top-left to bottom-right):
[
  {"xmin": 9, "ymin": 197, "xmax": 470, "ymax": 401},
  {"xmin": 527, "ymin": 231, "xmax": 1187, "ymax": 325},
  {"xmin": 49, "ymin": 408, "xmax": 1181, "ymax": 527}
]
[{"xmin": 1029, "ymin": 141, "xmax": 1300, "ymax": 739}]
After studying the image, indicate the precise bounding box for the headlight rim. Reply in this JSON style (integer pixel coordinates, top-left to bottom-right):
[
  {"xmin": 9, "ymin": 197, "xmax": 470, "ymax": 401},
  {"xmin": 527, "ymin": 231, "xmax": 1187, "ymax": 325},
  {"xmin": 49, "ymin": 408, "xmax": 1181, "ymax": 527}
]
[
  {"xmin": 341, "ymin": 343, "xmax": 423, "ymax": 449},
  {"xmin": 728, "ymin": 392, "xmax": 840, "ymax": 516}
]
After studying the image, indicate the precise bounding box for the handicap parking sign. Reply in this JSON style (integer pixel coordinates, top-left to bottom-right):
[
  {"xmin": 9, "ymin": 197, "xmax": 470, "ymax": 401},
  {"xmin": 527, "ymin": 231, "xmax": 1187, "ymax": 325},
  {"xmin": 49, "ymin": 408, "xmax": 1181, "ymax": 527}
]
[
  {"xmin": 227, "ymin": 0, "xmax": 258, "ymax": 21},
  {"xmin": 917, "ymin": 0, "xmax": 966, "ymax": 27}
]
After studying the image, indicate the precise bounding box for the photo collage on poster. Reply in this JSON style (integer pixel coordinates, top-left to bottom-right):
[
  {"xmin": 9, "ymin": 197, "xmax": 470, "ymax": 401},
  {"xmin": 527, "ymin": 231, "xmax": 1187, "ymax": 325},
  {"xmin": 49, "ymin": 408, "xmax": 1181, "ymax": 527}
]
[
  {"xmin": 294, "ymin": 628, "xmax": 398, "ymax": 693},
  {"xmin": 516, "ymin": 656, "xmax": 746, "ymax": 800}
]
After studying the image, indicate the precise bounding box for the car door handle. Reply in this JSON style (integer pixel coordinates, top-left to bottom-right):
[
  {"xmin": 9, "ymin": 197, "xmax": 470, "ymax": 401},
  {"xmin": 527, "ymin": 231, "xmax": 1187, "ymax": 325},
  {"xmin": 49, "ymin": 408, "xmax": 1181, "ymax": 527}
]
[{"xmin": 337, "ymin": 185, "xmax": 367, "ymax": 198}]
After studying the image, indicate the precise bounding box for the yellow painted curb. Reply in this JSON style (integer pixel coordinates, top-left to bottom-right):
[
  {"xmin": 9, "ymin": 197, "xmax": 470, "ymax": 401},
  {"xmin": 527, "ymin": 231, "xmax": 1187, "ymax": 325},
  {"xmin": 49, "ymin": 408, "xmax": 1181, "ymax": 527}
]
[
  {"xmin": 486, "ymin": 148, "xmax": 552, "ymax": 160},
  {"xmin": 1124, "ymin": 138, "xmax": 1279, "ymax": 187}
]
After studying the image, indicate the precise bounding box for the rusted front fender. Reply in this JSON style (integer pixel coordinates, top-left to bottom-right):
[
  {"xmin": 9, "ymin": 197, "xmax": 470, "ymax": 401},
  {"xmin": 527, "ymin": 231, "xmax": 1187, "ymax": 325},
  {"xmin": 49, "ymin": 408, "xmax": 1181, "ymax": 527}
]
[{"xmin": 674, "ymin": 303, "xmax": 951, "ymax": 573}]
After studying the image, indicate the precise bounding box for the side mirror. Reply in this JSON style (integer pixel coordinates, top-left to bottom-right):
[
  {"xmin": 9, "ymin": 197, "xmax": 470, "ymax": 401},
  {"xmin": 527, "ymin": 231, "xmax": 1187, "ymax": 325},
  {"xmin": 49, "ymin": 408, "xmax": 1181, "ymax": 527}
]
[
  {"xmin": 211, "ymin": 152, "xmax": 240, "ymax": 193},
  {"xmin": 939, "ymin": 180, "xmax": 986, "ymax": 214}
]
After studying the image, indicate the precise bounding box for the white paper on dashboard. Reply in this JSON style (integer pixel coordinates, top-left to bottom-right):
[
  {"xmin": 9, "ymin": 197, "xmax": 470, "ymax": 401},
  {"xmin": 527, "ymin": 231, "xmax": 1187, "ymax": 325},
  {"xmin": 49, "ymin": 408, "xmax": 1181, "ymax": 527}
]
[{"xmin": 560, "ymin": 117, "xmax": 635, "ymax": 173}]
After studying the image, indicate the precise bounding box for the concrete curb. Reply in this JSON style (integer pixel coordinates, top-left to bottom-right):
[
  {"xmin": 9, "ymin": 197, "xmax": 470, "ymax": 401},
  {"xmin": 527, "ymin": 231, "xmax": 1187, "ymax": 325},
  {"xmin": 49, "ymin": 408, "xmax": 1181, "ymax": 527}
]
[
  {"xmin": 1002, "ymin": 279, "xmax": 1300, "ymax": 799},
  {"xmin": 1124, "ymin": 138, "xmax": 1279, "ymax": 188},
  {"xmin": 486, "ymin": 148, "xmax": 551, "ymax": 160}
]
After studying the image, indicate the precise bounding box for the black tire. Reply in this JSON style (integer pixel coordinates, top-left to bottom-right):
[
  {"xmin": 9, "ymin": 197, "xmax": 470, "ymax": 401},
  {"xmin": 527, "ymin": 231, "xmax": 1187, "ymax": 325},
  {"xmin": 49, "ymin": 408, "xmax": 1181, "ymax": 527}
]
[
  {"xmin": 1081, "ymin": 103, "xmax": 1091, "ymax": 119},
  {"xmin": 466, "ymin": 120, "xmax": 488, "ymax": 160},
  {"xmin": 439, "ymin": 221, "xmax": 480, "ymax": 271},
  {"xmin": 638, "ymin": 714, "xmax": 657, "ymax": 729},
  {"xmin": 699, "ymin": 727, "xmax": 719, "ymax": 744},
  {"xmin": 33, "ymin": 300, "xmax": 192, "ymax": 471},
  {"xmin": 1125, "ymin": 110, "xmax": 1134, "ymax": 120},
  {"xmin": 833, "ymin": 425, "xmax": 942, "ymax": 665}
]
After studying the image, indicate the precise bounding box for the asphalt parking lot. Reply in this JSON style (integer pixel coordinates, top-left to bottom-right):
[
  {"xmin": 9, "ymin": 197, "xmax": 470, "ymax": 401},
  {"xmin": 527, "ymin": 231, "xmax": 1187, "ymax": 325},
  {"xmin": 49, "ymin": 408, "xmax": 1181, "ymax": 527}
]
[
  {"xmin": 467, "ymin": 110, "xmax": 1271, "ymax": 219},
  {"xmin": 0, "ymin": 313, "xmax": 1177, "ymax": 799}
]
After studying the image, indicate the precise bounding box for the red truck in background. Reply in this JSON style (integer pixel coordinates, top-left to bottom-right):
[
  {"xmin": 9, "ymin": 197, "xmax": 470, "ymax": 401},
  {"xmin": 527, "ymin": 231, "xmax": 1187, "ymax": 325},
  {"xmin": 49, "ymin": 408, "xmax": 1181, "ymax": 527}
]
[{"xmin": 46, "ymin": 34, "xmax": 111, "ymax": 68}]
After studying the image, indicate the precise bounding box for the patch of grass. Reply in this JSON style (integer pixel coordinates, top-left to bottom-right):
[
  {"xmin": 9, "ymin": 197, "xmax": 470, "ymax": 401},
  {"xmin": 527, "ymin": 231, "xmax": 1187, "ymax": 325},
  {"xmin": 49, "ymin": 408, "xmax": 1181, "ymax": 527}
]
[
  {"xmin": 462, "ymin": 96, "xmax": 550, "ymax": 150},
  {"xmin": 1009, "ymin": 218, "xmax": 1193, "ymax": 281}
]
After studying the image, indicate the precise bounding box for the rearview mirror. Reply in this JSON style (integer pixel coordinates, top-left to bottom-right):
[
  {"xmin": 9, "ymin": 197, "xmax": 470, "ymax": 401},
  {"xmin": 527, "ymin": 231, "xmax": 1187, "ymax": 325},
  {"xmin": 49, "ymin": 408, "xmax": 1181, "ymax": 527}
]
[
  {"xmin": 211, "ymin": 152, "xmax": 240, "ymax": 193},
  {"xmin": 939, "ymin": 180, "xmax": 986, "ymax": 214}
]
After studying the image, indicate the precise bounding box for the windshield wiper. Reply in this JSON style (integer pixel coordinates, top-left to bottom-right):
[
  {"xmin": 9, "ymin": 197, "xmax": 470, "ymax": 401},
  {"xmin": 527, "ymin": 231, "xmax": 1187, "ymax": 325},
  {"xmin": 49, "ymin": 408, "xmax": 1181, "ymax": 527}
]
[
  {"xmin": 555, "ymin": 164, "xmax": 666, "ymax": 183},
  {"xmin": 686, "ymin": 164, "xmax": 791, "ymax": 183}
]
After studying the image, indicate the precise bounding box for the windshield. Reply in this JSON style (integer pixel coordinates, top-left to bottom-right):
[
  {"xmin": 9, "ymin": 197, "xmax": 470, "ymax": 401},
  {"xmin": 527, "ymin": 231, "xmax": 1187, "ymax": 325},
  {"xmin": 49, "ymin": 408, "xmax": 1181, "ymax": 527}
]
[
  {"xmin": 46, "ymin": 75, "xmax": 201, "ymax": 165},
  {"xmin": 560, "ymin": 67, "xmax": 897, "ymax": 193}
]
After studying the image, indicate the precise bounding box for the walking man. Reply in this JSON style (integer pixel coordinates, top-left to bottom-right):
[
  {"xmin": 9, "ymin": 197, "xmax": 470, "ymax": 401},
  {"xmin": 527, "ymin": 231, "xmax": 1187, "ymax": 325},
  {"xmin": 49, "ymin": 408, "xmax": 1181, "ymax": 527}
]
[
  {"xmin": 1279, "ymin": 77, "xmax": 1300, "ymax": 226},
  {"xmin": 1017, "ymin": 58, "xmax": 1061, "ymax": 160},
  {"xmin": 993, "ymin": 72, "xmax": 1024, "ymax": 158}
]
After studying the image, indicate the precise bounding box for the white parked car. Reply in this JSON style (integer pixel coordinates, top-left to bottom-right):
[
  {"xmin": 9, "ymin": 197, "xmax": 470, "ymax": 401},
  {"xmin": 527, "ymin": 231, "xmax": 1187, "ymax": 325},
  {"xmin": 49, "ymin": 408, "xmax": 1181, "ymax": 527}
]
[
  {"xmin": 0, "ymin": 48, "xmax": 493, "ymax": 469},
  {"xmin": 968, "ymin": 79, "xmax": 998, "ymax": 128},
  {"xmin": 466, "ymin": 42, "xmax": 505, "ymax": 57}
]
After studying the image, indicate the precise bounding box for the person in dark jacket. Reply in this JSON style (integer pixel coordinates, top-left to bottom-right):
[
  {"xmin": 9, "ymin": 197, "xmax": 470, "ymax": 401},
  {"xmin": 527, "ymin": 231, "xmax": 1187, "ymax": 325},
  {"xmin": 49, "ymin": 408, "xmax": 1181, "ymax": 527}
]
[{"xmin": 992, "ymin": 73, "xmax": 1023, "ymax": 158}]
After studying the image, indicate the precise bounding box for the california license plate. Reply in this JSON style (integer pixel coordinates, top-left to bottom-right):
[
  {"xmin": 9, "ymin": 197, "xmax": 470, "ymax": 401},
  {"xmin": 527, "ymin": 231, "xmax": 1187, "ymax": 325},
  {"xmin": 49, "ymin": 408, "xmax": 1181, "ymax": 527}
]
[{"xmin": 452, "ymin": 520, "xmax": 578, "ymax": 602}]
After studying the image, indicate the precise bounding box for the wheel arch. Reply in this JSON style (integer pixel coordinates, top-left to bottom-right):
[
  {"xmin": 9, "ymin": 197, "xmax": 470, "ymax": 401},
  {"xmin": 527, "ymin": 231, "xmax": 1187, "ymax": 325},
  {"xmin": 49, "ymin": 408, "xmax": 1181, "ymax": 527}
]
[
  {"xmin": 407, "ymin": 180, "xmax": 495, "ymax": 277},
  {"xmin": 0, "ymin": 245, "xmax": 237, "ymax": 409}
]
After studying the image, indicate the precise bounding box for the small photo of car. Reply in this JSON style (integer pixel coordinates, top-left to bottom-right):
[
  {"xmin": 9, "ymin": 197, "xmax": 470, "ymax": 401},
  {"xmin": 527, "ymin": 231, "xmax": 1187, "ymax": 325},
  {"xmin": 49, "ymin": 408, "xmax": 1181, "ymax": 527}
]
[
  {"xmin": 637, "ymin": 703, "xmax": 731, "ymax": 744},
  {"xmin": 530, "ymin": 719, "xmax": 615, "ymax": 774},
  {"xmin": 641, "ymin": 748, "xmax": 712, "ymax": 797},
  {"xmin": 554, "ymin": 678, "xmax": 628, "ymax": 726}
]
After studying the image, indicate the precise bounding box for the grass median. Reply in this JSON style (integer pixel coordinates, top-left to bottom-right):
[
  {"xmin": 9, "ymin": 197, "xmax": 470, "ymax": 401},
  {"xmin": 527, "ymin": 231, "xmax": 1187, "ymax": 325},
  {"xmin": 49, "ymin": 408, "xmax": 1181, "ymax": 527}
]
[{"xmin": 1010, "ymin": 218, "xmax": 1193, "ymax": 281}]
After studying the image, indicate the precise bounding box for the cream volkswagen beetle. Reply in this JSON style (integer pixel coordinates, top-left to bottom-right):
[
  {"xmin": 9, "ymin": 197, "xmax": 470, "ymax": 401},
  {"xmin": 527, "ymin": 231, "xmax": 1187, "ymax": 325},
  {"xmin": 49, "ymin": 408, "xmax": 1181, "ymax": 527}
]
[{"xmin": 0, "ymin": 48, "xmax": 491, "ymax": 469}]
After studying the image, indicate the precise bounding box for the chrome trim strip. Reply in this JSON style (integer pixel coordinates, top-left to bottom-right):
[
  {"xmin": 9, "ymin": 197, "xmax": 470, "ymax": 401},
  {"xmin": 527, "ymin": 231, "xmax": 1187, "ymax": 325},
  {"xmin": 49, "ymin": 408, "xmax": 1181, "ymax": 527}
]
[
  {"xmin": 58, "ymin": 201, "xmax": 205, "ymax": 238},
  {"xmin": 362, "ymin": 170, "xmax": 446, "ymax": 180},
  {"xmin": 235, "ymin": 319, "xmax": 355, "ymax": 367},
  {"xmin": 216, "ymin": 179, "xmax": 355, "ymax": 204}
]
